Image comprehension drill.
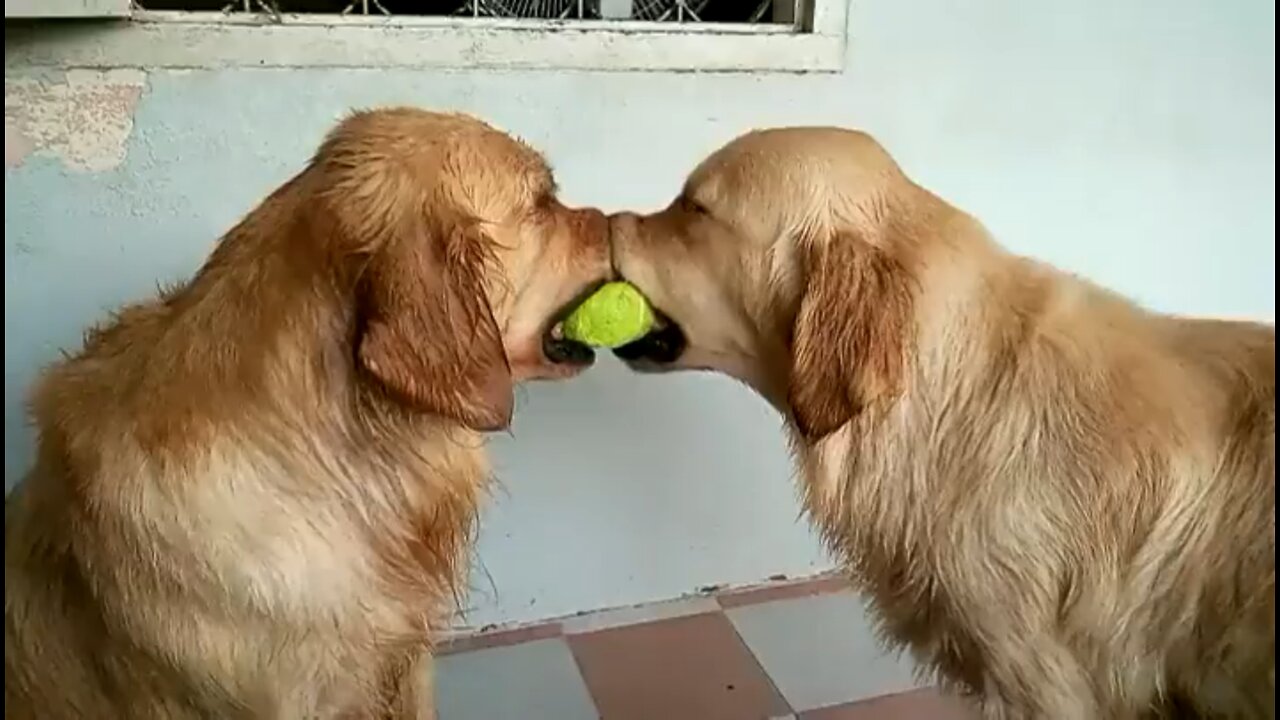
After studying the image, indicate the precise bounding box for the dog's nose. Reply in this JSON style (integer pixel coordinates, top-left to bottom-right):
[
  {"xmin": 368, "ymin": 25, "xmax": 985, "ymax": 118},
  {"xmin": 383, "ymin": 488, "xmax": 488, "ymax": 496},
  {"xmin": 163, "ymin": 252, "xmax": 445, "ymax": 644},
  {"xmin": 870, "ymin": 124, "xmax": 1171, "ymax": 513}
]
[
  {"xmin": 607, "ymin": 212, "xmax": 642, "ymax": 256},
  {"xmin": 606, "ymin": 213, "xmax": 641, "ymax": 279},
  {"xmin": 574, "ymin": 207, "xmax": 609, "ymax": 244},
  {"xmin": 608, "ymin": 212, "xmax": 641, "ymax": 238}
]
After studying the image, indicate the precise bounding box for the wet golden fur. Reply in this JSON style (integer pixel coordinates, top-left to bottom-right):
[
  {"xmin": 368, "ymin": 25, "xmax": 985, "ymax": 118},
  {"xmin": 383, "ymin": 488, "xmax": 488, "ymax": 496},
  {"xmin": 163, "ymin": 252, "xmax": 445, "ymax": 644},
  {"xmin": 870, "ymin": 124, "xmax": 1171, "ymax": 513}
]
[
  {"xmin": 4, "ymin": 108, "xmax": 609, "ymax": 718},
  {"xmin": 611, "ymin": 126, "xmax": 1275, "ymax": 719}
]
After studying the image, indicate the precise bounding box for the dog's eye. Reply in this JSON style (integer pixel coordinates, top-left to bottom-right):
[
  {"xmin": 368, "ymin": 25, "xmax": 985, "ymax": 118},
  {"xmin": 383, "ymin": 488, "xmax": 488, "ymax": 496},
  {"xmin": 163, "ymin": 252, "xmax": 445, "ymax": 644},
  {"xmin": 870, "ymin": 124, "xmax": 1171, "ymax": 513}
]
[{"xmin": 682, "ymin": 196, "xmax": 710, "ymax": 216}]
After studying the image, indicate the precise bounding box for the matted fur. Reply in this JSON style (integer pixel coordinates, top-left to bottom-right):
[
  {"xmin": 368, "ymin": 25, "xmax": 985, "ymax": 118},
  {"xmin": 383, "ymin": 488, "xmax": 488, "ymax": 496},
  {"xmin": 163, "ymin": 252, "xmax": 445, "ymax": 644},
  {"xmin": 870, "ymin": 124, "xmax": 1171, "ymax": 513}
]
[
  {"xmin": 4, "ymin": 108, "xmax": 609, "ymax": 718},
  {"xmin": 611, "ymin": 126, "xmax": 1275, "ymax": 719}
]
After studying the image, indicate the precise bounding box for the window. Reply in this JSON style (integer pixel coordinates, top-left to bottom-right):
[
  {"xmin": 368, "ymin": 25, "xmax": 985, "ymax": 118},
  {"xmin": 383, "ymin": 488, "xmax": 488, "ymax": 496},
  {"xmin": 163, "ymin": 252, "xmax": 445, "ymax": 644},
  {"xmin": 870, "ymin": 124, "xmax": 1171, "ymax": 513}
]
[
  {"xmin": 6, "ymin": 0, "xmax": 846, "ymax": 72},
  {"xmin": 138, "ymin": 0, "xmax": 795, "ymax": 25}
]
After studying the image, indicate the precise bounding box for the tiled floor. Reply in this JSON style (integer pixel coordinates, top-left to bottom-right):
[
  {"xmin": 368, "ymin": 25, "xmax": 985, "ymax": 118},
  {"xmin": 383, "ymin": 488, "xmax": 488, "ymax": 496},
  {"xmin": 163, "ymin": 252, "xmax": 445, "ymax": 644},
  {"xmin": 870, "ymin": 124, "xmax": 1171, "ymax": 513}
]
[{"xmin": 435, "ymin": 575, "xmax": 978, "ymax": 719}]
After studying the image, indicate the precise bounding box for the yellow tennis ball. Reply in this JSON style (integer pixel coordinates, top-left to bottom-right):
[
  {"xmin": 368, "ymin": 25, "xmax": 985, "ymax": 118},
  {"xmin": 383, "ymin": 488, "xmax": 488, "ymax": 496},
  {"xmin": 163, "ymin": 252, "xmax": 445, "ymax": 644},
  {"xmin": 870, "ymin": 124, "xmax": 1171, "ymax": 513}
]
[{"xmin": 561, "ymin": 282, "xmax": 655, "ymax": 348}]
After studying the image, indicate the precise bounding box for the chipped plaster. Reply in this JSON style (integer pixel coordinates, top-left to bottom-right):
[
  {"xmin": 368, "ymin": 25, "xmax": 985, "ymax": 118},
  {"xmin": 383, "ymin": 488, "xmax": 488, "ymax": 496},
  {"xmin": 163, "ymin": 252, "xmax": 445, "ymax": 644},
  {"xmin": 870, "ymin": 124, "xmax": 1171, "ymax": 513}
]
[{"xmin": 5, "ymin": 69, "xmax": 146, "ymax": 172}]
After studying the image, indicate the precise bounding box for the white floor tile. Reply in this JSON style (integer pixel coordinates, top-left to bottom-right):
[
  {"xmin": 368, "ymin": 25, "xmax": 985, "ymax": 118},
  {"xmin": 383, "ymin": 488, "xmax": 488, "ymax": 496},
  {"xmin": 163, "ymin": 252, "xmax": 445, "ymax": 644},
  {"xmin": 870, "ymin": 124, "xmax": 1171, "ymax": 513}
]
[
  {"xmin": 726, "ymin": 591, "xmax": 920, "ymax": 712},
  {"xmin": 435, "ymin": 638, "xmax": 598, "ymax": 720}
]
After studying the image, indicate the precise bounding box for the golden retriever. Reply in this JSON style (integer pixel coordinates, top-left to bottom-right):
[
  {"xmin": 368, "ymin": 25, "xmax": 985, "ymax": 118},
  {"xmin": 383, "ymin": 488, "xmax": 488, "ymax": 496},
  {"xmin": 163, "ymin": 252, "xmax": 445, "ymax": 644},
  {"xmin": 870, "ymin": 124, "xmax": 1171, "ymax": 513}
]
[
  {"xmin": 4, "ymin": 108, "xmax": 609, "ymax": 718},
  {"xmin": 610, "ymin": 126, "xmax": 1275, "ymax": 719}
]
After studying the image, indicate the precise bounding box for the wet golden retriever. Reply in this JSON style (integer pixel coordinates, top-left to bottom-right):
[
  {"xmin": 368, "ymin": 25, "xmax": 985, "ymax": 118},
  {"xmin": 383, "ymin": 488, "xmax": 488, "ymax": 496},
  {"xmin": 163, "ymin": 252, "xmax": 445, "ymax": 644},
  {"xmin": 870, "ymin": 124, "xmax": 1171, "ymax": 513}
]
[
  {"xmin": 5, "ymin": 108, "xmax": 609, "ymax": 718},
  {"xmin": 610, "ymin": 126, "xmax": 1275, "ymax": 719}
]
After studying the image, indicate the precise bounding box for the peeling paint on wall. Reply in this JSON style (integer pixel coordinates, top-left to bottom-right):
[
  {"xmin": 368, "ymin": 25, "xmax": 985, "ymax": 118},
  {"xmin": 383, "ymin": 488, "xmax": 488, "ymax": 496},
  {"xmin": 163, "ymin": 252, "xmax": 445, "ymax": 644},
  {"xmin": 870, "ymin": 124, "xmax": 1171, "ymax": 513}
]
[
  {"xmin": 4, "ymin": 122, "xmax": 34, "ymax": 169},
  {"xmin": 4, "ymin": 69, "xmax": 146, "ymax": 172}
]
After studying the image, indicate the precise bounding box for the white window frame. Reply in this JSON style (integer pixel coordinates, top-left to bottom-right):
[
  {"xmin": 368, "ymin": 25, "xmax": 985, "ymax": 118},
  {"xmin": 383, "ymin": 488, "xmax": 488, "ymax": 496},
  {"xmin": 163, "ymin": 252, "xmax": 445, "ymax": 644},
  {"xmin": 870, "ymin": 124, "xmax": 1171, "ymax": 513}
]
[{"xmin": 4, "ymin": 0, "xmax": 847, "ymax": 73}]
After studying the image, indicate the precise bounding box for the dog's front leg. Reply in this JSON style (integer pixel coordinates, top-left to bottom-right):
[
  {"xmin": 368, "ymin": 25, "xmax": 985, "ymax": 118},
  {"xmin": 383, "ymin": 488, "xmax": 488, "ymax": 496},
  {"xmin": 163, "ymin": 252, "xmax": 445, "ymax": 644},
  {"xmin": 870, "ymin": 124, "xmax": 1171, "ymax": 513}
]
[{"xmin": 387, "ymin": 649, "xmax": 435, "ymax": 720}]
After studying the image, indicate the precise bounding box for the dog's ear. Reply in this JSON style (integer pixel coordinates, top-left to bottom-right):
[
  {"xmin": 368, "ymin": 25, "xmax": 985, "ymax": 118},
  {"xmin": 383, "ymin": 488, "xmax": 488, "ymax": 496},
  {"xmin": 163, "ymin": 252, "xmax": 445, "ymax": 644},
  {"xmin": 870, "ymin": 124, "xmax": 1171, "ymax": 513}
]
[
  {"xmin": 788, "ymin": 233, "xmax": 912, "ymax": 441},
  {"xmin": 357, "ymin": 216, "xmax": 514, "ymax": 432}
]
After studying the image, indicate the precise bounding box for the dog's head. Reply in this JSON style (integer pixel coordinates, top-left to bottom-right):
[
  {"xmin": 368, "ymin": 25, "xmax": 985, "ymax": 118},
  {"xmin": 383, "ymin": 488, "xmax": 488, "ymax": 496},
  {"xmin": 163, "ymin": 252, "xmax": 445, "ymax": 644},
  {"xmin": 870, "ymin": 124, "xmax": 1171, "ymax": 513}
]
[
  {"xmin": 611, "ymin": 127, "xmax": 946, "ymax": 441},
  {"xmin": 298, "ymin": 109, "xmax": 609, "ymax": 431}
]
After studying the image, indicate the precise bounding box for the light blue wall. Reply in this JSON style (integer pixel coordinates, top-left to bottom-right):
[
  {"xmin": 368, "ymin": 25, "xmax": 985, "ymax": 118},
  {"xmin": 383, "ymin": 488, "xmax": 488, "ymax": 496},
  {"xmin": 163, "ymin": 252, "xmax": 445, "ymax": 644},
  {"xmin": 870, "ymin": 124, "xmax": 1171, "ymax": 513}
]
[{"xmin": 6, "ymin": 0, "xmax": 1274, "ymax": 627}]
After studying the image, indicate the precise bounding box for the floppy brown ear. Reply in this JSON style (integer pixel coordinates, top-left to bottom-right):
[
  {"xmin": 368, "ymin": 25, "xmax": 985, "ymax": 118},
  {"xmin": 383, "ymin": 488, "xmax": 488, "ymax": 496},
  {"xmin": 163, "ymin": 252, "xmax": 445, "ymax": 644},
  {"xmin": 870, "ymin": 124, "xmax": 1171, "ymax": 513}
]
[
  {"xmin": 357, "ymin": 218, "xmax": 514, "ymax": 432},
  {"xmin": 788, "ymin": 233, "xmax": 913, "ymax": 441}
]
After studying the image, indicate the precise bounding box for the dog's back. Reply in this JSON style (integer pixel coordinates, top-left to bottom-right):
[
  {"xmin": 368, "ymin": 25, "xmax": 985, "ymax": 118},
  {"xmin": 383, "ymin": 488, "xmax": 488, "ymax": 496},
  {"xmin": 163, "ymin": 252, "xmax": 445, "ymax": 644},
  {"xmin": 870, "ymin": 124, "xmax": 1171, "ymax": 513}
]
[
  {"xmin": 957, "ymin": 265, "xmax": 1277, "ymax": 718},
  {"xmin": 793, "ymin": 243, "xmax": 1275, "ymax": 718},
  {"xmin": 6, "ymin": 477, "xmax": 126, "ymax": 718},
  {"xmin": 1159, "ymin": 317, "xmax": 1274, "ymax": 717},
  {"xmin": 931, "ymin": 262, "xmax": 1276, "ymax": 717}
]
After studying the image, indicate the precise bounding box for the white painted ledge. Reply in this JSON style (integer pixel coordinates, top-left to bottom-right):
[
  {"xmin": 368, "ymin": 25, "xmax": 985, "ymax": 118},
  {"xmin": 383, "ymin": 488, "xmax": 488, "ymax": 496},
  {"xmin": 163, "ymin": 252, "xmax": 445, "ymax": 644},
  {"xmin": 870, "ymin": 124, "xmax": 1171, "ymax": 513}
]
[
  {"xmin": 5, "ymin": 0, "xmax": 130, "ymax": 18},
  {"xmin": 4, "ymin": 8, "xmax": 849, "ymax": 73}
]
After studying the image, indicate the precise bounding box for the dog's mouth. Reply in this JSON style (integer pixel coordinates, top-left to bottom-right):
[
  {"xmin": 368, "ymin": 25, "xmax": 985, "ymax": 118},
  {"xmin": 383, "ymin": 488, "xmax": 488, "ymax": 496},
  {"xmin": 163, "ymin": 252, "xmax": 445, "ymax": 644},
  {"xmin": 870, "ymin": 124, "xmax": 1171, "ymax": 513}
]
[
  {"xmin": 612, "ymin": 311, "xmax": 688, "ymax": 367},
  {"xmin": 541, "ymin": 283, "xmax": 605, "ymax": 367}
]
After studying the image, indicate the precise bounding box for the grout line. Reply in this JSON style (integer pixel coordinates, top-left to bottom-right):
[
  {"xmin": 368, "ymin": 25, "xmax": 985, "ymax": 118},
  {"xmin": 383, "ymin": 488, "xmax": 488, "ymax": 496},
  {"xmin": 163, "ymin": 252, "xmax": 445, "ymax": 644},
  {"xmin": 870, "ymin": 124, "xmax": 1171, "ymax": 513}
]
[
  {"xmin": 721, "ymin": 606, "xmax": 796, "ymax": 715},
  {"xmin": 561, "ymin": 629, "xmax": 596, "ymax": 712},
  {"xmin": 796, "ymin": 687, "xmax": 977, "ymax": 718},
  {"xmin": 438, "ymin": 569, "xmax": 845, "ymax": 656},
  {"xmin": 561, "ymin": 633, "xmax": 607, "ymax": 720}
]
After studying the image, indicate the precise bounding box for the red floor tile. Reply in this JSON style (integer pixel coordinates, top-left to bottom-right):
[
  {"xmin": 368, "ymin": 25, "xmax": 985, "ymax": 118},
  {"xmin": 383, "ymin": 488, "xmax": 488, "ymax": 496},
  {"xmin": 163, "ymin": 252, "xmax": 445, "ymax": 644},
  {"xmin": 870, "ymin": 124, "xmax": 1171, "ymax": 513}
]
[{"xmin": 567, "ymin": 611, "xmax": 792, "ymax": 720}]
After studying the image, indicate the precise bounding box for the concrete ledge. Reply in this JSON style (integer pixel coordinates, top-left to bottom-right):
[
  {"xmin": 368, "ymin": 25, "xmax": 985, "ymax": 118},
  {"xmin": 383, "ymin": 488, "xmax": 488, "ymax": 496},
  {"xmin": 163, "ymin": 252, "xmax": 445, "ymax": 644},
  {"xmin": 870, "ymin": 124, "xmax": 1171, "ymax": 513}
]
[
  {"xmin": 5, "ymin": 11, "xmax": 848, "ymax": 73},
  {"xmin": 5, "ymin": 0, "xmax": 130, "ymax": 19}
]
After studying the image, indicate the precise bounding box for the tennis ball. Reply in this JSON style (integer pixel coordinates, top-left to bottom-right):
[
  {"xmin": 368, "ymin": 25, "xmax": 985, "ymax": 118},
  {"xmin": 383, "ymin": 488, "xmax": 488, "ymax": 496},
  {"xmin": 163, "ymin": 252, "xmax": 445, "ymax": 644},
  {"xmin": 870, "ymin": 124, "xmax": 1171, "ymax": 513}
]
[{"xmin": 561, "ymin": 282, "xmax": 655, "ymax": 348}]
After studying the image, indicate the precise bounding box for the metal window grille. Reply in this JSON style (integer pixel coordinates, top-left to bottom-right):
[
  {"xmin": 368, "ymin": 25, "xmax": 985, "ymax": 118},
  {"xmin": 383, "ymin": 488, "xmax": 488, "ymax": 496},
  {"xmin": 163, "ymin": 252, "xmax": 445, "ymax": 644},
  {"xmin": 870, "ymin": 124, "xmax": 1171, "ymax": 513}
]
[{"xmin": 132, "ymin": 0, "xmax": 798, "ymax": 25}]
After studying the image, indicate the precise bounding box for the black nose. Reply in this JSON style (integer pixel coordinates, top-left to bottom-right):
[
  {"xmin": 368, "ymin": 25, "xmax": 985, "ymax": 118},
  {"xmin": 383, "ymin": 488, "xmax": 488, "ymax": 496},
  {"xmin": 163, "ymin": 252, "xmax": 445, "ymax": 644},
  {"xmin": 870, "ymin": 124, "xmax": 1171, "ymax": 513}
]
[
  {"xmin": 612, "ymin": 322, "xmax": 687, "ymax": 364},
  {"xmin": 544, "ymin": 337, "xmax": 596, "ymax": 366}
]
